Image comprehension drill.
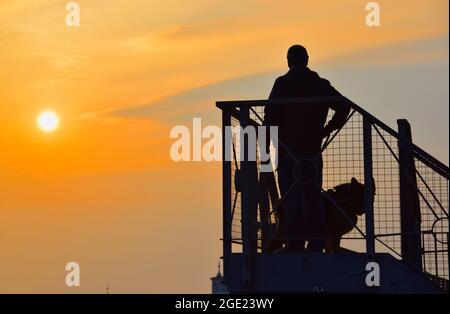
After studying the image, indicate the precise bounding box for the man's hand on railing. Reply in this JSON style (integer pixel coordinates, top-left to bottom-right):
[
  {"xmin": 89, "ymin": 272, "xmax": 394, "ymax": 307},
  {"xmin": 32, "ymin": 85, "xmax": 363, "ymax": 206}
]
[{"xmin": 322, "ymin": 124, "xmax": 334, "ymax": 139}]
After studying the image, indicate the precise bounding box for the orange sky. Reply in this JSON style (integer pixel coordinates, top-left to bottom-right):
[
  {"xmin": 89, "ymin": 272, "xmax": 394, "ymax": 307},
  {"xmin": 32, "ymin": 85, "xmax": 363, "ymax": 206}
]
[{"xmin": 0, "ymin": 0, "xmax": 448, "ymax": 293}]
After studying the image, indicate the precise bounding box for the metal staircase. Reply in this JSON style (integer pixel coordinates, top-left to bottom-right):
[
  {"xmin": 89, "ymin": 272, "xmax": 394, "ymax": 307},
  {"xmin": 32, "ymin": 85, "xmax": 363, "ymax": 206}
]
[{"xmin": 216, "ymin": 96, "xmax": 449, "ymax": 294}]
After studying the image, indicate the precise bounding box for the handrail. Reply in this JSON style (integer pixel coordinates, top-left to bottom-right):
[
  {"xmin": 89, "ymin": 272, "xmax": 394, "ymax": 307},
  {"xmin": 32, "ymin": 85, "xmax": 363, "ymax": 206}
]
[{"xmin": 216, "ymin": 96, "xmax": 449, "ymax": 180}]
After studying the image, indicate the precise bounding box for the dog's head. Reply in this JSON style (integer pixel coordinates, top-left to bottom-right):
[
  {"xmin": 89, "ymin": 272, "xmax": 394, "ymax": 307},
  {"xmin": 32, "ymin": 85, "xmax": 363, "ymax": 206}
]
[{"xmin": 348, "ymin": 177, "xmax": 376, "ymax": 216}]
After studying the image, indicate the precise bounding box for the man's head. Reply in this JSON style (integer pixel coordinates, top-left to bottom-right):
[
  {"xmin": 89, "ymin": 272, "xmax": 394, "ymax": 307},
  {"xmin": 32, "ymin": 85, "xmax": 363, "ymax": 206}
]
[{"xmin": 287, "ymin": 45, "xmax": 308, "ymax": 68}]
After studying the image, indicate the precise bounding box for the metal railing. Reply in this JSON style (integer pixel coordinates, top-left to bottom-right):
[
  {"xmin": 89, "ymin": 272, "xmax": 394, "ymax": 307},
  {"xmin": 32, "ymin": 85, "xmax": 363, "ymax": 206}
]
[{"xmin": 217, "ymin": 96, "xmax": 449, "ymax": 292}]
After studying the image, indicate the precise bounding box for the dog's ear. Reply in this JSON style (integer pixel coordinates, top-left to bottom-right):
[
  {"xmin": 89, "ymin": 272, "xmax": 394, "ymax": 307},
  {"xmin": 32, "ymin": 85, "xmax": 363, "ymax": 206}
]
[
  {"xmin": 351, "ymin": 177, "xmax": 359, "ymax": 187},
  {"xmin": 350, "ymin": 177, "xmax": 361, "ymax": 193}
]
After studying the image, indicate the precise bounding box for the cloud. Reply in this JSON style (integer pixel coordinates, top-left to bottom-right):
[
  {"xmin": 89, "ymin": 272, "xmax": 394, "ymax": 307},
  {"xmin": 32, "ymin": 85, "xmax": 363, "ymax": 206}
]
[
  {"xmin": 47, "ymin": 50, "xmax": 88, "ymax": 70},
  {"xmin": 107, "ymin": 71, "xmax": 276, "ymax": 124},
  {"xmin": 320, "ymin": 33, "xmax": 449, "ymax": 67}
]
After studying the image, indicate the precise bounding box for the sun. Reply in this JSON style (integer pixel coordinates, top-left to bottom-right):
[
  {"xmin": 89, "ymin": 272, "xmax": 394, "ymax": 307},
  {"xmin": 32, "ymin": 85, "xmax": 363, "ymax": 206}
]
[{"xmin": 37, "ymin": 111, "xmax": 59, "ymax": 132}]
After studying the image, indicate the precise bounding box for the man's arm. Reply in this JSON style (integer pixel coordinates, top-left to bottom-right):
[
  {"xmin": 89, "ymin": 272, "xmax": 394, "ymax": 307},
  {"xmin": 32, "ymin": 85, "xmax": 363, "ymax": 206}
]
[{"xmin": 321, "ymin": 79, "xmax": 351, "ymax": 137}]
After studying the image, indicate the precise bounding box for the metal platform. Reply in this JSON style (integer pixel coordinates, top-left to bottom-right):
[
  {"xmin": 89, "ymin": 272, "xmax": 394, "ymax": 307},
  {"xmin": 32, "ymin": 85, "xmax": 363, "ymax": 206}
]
[
  {"xmin": 216, "ymin": 96, "xmax": 449, "ymax": 294},
  {"xmin": 226, "ymin": 253, "xmax": 442, "ymax": 293}
]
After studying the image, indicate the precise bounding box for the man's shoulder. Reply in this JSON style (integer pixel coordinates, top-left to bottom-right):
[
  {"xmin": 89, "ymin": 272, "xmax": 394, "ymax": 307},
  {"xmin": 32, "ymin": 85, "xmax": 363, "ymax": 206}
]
[
  {"xmin": 278, "ymin": 68, "xmax": 329, "ymax": 84},
  {"xmin": 274, "ymin": 73, "xmax": 289, "ymax": 83},
  {"xmin": 307, "ymin": 68, "xmax": 329, "ymax": 83},
  {"xmin": 306, "ymin": 70, "xmax": 337, "ymax": 94},
  {"xmin": 307, "ymin": 69, "xmax": 341, "ymax": 96}
]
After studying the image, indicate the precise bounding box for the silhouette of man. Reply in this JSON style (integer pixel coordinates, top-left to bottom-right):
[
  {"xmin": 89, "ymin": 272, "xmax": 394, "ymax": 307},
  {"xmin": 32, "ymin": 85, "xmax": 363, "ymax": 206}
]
[{"xmin": 264, "ymin": 45, "xmax": 350, "ymax": 252}]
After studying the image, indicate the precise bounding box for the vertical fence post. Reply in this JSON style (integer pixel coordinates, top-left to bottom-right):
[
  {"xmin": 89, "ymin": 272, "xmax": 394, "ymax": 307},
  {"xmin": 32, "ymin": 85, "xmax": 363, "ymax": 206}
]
[
  {"xmin": 239, "ymin": 105, "xmax": 258, "ymax": 289},
  {"xmin": 222, "ymin": 108, "xmax": 232, "ymax": 287},
  {"xmin": 256, "ymin": 126, "xmax": 271, "ymax": 252},
  {"xmin": 397, "ymin": 119, "xmax": 423, "ymax": 271},
  {"xmin": 363, "ymin": 116, "xmax": 376, "ymax": 257}
]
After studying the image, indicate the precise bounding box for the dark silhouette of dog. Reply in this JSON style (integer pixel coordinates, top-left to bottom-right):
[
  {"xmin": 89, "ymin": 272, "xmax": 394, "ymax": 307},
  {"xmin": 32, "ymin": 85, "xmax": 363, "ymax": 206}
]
[
  {"xmin": 266, "ymin": 177, "xmax": 375, "ymax": 253},
  {"xmin": 324, "ymin": 177, "xmax": 375, "ymax": 252}
]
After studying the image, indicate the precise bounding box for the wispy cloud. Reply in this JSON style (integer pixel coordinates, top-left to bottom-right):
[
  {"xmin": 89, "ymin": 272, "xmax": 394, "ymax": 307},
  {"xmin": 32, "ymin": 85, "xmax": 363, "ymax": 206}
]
[
  {"xmin": 105, "ymin": 34, "xmax": 449, "ymax": 121},
  {"xmin": 320, "ymin": 33, "xmax": 449, "ymax": 67}
]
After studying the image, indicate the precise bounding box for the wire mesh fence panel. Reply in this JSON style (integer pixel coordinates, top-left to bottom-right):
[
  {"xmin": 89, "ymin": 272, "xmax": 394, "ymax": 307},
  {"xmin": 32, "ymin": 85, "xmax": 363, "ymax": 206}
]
[
  {"xmin": 371, "ymin": 125, "xmax": 402, "ymax": 256},
  {"xmin": 228, "ymin": 104, "xmax": 371, "ymax": 251},
  {"xmin": 322, "ymin": 111, "xmax": 365, "ymax": 240},
  {"xmin": 415, "ymin": 158, "xmax": 449, "ymax": 283}
]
